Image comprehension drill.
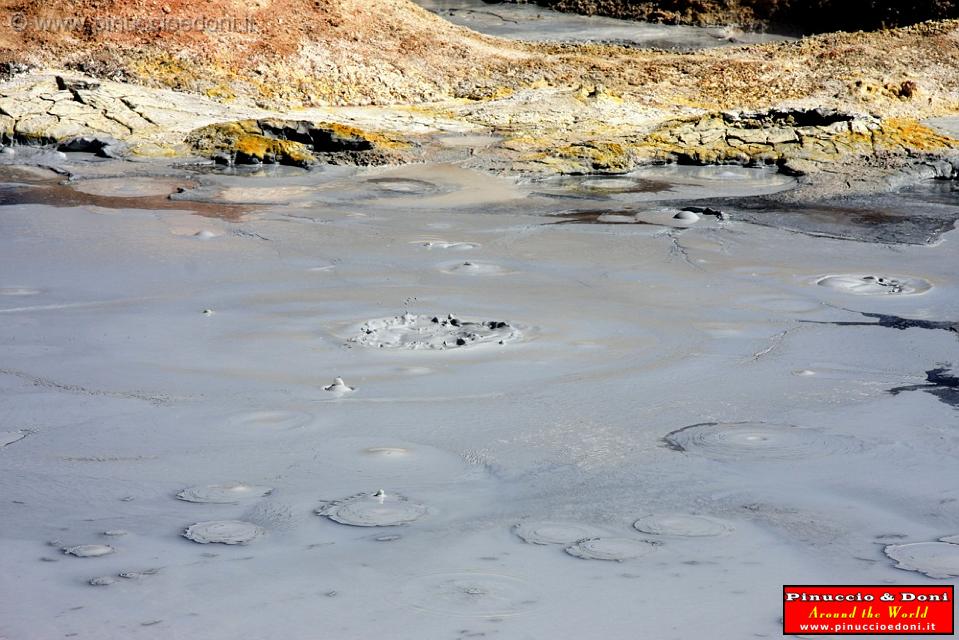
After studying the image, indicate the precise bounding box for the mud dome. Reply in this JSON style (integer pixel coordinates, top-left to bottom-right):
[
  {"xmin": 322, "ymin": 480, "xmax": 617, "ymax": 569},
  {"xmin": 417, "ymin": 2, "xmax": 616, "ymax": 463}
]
[
  {"xmin": 815, "ymin": 274, "xmax": 933, "ymax": 296},
  {"xmin": 632, "ymin": 514, "xmax": 734, "ymax": 537},
  {"xmin": 323, "ymin": 377, "xmax": 356, "ymax": 395},
  {"xmin": 316, "ymin": 491, "xmax": 428, "ymax": 527},
  {"xmin": 176, "ymin": 483, "xmax": 274, "ymax": 504},
  {"xmin": 63, "ymin": 544, "xmax": 115, "ymax": 558},
  {"xmin": 513, "ymin": 521, "xmax": 609, "ymax": 545},
  {"xmin": 564, "ymin": 538, "xmax": 657, "ymax": 562},
  {"xmin": 663, "ymin": 422, "xmax": 864, "ymax": 461},
  {"xmin": 182, "ymin": 521, "xmax": 265, "ymax": 545},
  {"xmin": 883, "ymin": 539, "xmax": 959, "ymax": 579},
  {"xmin": 347, "ymin": 313, "xmax": 523, "ymax": 350}
]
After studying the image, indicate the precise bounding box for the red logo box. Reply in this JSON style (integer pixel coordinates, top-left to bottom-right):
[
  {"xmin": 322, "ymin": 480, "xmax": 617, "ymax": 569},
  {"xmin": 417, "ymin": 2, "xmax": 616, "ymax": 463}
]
[{"xmin": 783, "ymin": 585, "xmax": 954, "ymax": 635}]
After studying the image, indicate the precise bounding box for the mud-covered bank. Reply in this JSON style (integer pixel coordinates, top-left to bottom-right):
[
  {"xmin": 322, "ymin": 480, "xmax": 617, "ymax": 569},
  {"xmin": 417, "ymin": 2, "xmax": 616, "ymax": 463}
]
[{"xmin": 2, "ymin": 2, "xmax": 959, "ymax": 197}]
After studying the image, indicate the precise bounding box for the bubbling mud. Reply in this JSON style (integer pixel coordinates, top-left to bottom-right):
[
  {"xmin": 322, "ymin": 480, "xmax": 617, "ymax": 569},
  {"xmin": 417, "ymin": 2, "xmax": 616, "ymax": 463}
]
[
  {"xmin": 663, "ymin": 422, "xmax": 864, "ymax": 461},
  {"xmin": 564, "ymin": 538, "xmax": 656, "ymax": 562},
  {"xmin": 316, "ymin": 491, "xmax": 427, "ymax": 527},
  {"xmin": 815, "ymin": 275, "xmax": 932, "ymax": 296},
  {"xmin": 632, "ymin": 514, "xmax": 734, "ymax": 537},
  {"xmin": 399, "ymin": 572, "xmax": 536, "ymax": 617},
  {"xmin": 176, "ymin": 482, "xmax": 274, "ymax": 504},
  {"xmin": 323, "ymin": 377, "xmax": 356, "ymax": 395},
  {"xmin": 182, "ymin": 520, "xmax": 265, "ymax": 545},
  {"xmin": 884, "ymin": 539, "xmax": 959, "ymax": 579},
  {"xmin": 347, "ymin": 313, "xmax": 523, "ymax": 350},
  {"xmin": 512, "ymin": 521, "xmax": 609, "ymax": 545},
  {"xmin": 63, "ymin": 544, "xmax": 115, "ymax": 558}
]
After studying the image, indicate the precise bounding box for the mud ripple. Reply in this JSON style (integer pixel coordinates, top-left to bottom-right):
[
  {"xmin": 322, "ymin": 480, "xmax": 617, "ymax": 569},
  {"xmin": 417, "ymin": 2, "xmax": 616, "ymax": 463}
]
[
  {"xmin": 632, "ymin": 514, "xmax": 734, "ymax": 537},
  {"xmin": 399, "ymin": 572, "xmax": 536, "ymax": 617},
  {"xmin": 513, "ymin": 521, "xmax": 608, "ymax": 545},
  {"xmin": 365, "ymin": 177, "xmax": 444, "ymax": 195},
  {"xmin": 316, "ymin": 490, "xmax": 427, "ymax": 527},
  {"xmin": 564, "ymin": 538, "xmax": 656, "ymax": 562},
  {"xmin": 182, "ymin": 520, "xmax": 264, "ymax": 545},
  {"xmin": 663, "ymin": 422, "xmax": 864, "ymax": 461},
  {"xmin": 64, "ymin": 544, "xmax": 115, "ymax": 558},
  {"xmin": 176, "ymin": 482, "xmax": 274, "ymax": 504},
  {"xmin": 227, "ymin": 410, "xmax": 313, "ymax": 430}
]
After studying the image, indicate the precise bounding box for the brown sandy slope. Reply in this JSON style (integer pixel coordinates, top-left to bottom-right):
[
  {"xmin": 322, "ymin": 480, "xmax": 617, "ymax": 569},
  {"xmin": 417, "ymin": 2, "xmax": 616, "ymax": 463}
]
[
  {"xmin": 1, "ymin": 0, "xmax": 958, "ymax": 119},
  {"xmin": 0, "ymin": 0, "xmax": 530, "ymax": 106}
]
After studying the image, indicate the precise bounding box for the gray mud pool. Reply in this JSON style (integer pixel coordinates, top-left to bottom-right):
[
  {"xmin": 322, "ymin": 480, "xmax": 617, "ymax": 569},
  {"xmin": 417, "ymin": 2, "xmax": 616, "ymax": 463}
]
[
  {"xmin": 0, "ymin": 151, "xmax": 957, "ymax": 639},
  {"xmin": 413, "ymin": 0, "xmax": 794, "ymax": 47}
]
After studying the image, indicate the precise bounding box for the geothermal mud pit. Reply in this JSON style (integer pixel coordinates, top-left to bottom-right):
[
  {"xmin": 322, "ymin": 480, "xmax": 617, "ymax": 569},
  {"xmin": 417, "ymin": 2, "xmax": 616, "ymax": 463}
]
[{"xmin": 0, "ymin": 154, "xmax": 957, "ymax": 638}]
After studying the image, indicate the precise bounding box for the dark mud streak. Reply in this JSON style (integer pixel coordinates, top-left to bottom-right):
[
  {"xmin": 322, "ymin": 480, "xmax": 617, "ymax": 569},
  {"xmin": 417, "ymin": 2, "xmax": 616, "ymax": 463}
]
[
  {"xmin": 0, "ymin": 430, "xmax": 29, "ymax": 448},
  {"xmin": 665, "ymin": 229, "xmax": 702, "ymax": 270},
  {"xmin": 661, "ymin": 422, "xmax": 718, "ymax": 452},
  {"xmin": 889, "ymin": 366, "xmax": 959, "ymax": 408},
  {"xmin": 0, "ymin": 169, "xmax": 251, "ymax": 221},
  {"xmin": 800, "ymin": 311, "xmax": 959, "ymax": 338},
  {"xmin": 702, "ymin": 191, "xmax": 959, "ymax": 245}
]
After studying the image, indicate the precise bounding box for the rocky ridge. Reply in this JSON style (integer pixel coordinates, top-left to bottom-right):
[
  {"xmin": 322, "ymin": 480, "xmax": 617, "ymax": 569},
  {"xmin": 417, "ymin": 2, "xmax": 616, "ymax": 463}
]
[{"xmin": 0, "ymin": 2, "xmax": 958, "ymax": 196}]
